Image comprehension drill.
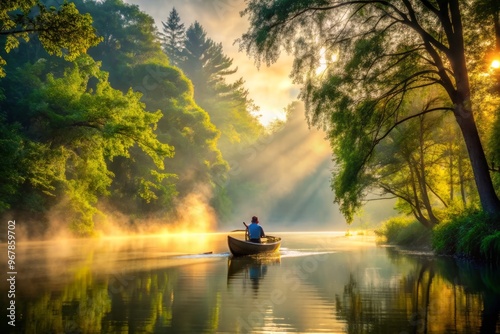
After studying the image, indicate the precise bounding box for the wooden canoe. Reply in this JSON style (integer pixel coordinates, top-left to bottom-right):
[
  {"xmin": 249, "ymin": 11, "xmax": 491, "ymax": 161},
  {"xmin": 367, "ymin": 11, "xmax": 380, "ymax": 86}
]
[{"xmin": 227, "ymin": 235, "xmax": 281, "ymax": 257}]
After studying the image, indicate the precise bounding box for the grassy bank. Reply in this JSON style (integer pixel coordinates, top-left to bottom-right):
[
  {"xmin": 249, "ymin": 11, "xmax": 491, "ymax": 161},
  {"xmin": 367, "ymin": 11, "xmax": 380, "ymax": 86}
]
[
  {"xmin": 432, "ymin": 211, "xmax": 500, "ymax": 263},
  {"xmin": 375, "ymin": 212, "xmax": 500, "ymax": 263},
  {"xmin": 374, "ymin": 217, "xmax": 432, "ymax": 249}
]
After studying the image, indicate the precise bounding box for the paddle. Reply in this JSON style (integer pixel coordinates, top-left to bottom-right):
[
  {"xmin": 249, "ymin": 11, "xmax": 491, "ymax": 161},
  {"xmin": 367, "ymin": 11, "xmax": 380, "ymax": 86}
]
[{"xmin": 243, "ymin": 222, "xmax": 249, "ymax": 240}]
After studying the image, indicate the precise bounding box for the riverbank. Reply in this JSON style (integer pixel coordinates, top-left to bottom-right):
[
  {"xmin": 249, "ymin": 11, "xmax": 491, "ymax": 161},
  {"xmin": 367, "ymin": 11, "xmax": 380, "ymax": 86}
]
[{"xmin": 375, "ymin": 211, "xmax": 500, "ymax": 264}]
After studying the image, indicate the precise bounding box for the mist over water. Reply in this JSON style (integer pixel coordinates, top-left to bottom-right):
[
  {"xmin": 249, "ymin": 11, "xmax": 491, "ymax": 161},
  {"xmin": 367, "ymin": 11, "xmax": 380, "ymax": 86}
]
[{"xmin": 2, "ymin": 233, "xmax": 498, "ymax": 333}]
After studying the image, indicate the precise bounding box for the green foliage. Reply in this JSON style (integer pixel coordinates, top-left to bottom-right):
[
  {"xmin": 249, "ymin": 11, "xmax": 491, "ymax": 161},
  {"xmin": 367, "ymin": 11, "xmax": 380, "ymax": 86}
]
[
  {"xmin": 0, "ymin": 111, "xmax": 64, "ymax": 216},
  {"xmin": 373, "ymin": 106, "xmax": 474, "ymax": 228},
  {"xmin": 430, "ymin": 219, "xmax": 458, "ymax": 255},
  {"xmin": 156, "ymin": 12, "xmax": 265, "ymax": 221},
  {"xmin": 1, "ymin": 57, "xmax": 173, "ymax": 234},
  {"xmin": 375, "ymin": 216, "xmax": 431, "ymax": 247},
  {"xmin": 432, "ymin": 210, "xmax": 499, "ymax": 260},
  {"xmin": 240, "ymin": 0, "xmax": 330, "ymax": 67},
  {"xmin": 73, "ymin": 0, "xmax": 230, "ymax": 195},
  {"xmin": 0, "ymin": 0, "xmax": 238, "ymax": 233},
  {"xmin": 125, "ymin": 62, "xmax": 228, "ymax": 196},
  {"xmin": 0, "ymin": 121, "xmax": 26, "ymax": 211},
  {"xmin": 480, "ymin": 230, "xmax": 500, "ymax": 264},
  {"xmin": 36, "ymin": 3, "xmax": 101, "ymax": 59},
  {"xmin": 62, "ymin": 1, "xmax": 229, "ymax": 219},
  {"xmin": 76, "ymin": 0, "xmax": 168, "ymax": 87},
  {"xmin": 0, "ymin": 1, "xmax": 101, "ymax": 77},
  {"xmin": 29, "ymin": 57, "xmax": 172, "ymax": 165}
]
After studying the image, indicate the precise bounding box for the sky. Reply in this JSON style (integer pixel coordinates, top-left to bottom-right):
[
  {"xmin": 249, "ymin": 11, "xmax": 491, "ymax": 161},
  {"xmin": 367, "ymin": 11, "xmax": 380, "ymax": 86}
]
[{"xmin": 124, "ymin": 0, "xmax": 299, "ymax": 125}]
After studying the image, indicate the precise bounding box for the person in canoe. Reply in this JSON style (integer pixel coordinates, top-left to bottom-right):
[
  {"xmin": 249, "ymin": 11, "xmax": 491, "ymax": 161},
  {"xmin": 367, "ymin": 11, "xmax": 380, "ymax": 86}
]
[{"xmin": 244, "ymin": 216, "xmax": 266, "ymax": 243}]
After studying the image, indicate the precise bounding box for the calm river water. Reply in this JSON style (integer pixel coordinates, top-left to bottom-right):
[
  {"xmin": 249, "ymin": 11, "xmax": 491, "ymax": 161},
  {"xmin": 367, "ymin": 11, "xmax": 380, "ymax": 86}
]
[{"xmin": 1, "ymin": 231, "xmax": 499, "ymax": 333}]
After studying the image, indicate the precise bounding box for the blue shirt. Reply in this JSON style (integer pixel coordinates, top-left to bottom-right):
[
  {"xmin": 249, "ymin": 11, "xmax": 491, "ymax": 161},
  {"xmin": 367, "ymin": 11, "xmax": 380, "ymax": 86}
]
[{"xmin": 248, "ymin": 223, "xmax": 265, "ymax": 240}]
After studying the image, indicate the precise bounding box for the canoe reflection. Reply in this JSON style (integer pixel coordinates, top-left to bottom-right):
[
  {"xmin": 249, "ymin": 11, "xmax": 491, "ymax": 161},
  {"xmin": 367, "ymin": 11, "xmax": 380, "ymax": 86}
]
[{"xmin": 227, "ymin": 255, "xmax": 281, "ymax": 292}]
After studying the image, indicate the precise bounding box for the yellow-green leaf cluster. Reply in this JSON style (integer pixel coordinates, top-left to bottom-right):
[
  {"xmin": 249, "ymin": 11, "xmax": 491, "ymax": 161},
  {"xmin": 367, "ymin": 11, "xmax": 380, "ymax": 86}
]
[{"xmin": 0, "ymin": 1, "xmax": 101, "ymax": 77}]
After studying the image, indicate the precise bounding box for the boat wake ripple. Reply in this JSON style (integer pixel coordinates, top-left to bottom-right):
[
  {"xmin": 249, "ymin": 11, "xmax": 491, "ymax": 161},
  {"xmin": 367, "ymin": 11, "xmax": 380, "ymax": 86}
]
[
  {"xmin": 173, "ymin": 252, "xmax": 231, "ymax": 259},
  {"xmin": 171, "ymin": 249, "xmax": 336, "ymax": 260},
  {"xmin": 279, "ymin": 248, "xmax": 337, "ymax": 258}
]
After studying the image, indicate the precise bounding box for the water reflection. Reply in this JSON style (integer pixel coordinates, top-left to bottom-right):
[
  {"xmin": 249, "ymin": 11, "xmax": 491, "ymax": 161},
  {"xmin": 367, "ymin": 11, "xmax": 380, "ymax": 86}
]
[
  {"xmin": 0, "ymin": 233, "xmax": 498, "ymax": 333},
  {"xmin": 334, "ymin": 247, "xmax": 500, "ymax": 333},
  {"xmin": 431, "ymin": 254, "xmax": 500, "ymax": 334},
  {"xmin": 227, "ymin": 255, "xmax": 280, "ymax": 293}
]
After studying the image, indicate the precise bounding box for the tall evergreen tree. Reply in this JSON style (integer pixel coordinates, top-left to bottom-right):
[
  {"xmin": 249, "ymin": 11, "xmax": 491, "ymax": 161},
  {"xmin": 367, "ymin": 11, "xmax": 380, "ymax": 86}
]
[
  {"xmin": 179, "ymin": 21, "xmax": 263, "ymax": 148},
  {"xmin": 180, "ymin": 21, "xmax": 236, "ymax": 101},
  {"xmin": 160, "ymin": 8, "xmax": 185, "ymax": 67}
]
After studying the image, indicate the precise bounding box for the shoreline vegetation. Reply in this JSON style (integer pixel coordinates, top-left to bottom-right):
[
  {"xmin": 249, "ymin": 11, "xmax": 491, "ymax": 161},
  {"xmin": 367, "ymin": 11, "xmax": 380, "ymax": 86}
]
[{"xmin": 374, "ymin": 211, "xmax": 500, "ymax": 264}]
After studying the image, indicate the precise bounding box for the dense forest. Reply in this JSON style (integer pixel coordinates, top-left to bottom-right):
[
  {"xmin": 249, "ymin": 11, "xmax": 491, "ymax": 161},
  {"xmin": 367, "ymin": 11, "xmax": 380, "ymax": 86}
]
[
  {"xmin": 2, "ymin": 0, "xmax": 500, "ymax": 257},
  {"xmin": 0, "ymin": 0, "xmax": 273, "ymax": 236}
]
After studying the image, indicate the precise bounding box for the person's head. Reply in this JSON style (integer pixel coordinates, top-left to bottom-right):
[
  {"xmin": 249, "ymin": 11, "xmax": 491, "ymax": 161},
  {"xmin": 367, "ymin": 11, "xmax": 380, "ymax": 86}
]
[{"xmin": 251, "ymin": 216, "xmax": 259, "ymax": 224}]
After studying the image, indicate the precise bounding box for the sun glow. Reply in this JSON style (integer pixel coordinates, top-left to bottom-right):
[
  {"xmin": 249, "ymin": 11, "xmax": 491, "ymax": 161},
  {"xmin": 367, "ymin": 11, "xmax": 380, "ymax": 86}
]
[
  {"xmin": 492, "ymin": 59, "xmax": 500, "ymax": 69},
  {"xmin": 315, "ymin": 48, "xmax": 339, "ymax": 75}
]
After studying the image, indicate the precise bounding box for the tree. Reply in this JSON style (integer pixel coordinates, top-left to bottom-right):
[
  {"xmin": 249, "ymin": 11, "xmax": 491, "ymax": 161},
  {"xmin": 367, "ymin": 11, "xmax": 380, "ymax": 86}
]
[
  {"xmin": 240, "ymin": 0, "xmax": 500, "ymax": 222},
  {"xmin": 0, "ymin": 57, "xmax": 173, "ymax": 234},
  {"xmin": 124, "ymin": 62, "xmax": 229, "ymax": 198},
  {"xmin": 178, "ymin": 21, "xmax": 264, "ymax": 150},
  {"xmin": 180, "ymin": 21, "xmax": 238, "ymax": 101},
  {"xmin": 472, "ymin": 0, "xmax": 500, "ymax": 52},
  {"xmin": 375, "ymin": 107, "xmax": 476, "ymax": 228},
  {"xmin": 0, "ymin": 0, "xmax": 234, "ymax": 232},
  {"xmin": 71, "ymin": 0, "xmax": 167, "ymax": 88},
  {"xmin": 71, "ymin": 0, "xmax": 230, "ymax": 222},
  {"xmin": 0, "ymin": 0, "xmax": 101, "ymax": 76},
  {"xmin": 366, "ymin": 88, "xmax": 479, "ymax": 228},
  {"xmin": 160, "ymin": 8, "xmax": 185, "ymax": 67}
]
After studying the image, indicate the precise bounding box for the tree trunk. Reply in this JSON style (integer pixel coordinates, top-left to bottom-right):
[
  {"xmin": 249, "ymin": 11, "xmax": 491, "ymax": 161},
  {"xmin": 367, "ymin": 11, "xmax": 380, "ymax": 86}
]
[
  {"xmin": 494, "ymin": 5, "xmax": 500, "ymax": 51},
  {"xmin": 447, "ymin": 0, "xmax": 500, "ymax": 216},
  {"xmin": 408, "ymin": 159, "xmax": 433, "ymax": 228},
  {"xmin": 455, "ymin": 108, "xmax": 500, "ymax": 215},
  {"xmin": 417, "ymin": 116, "xmax": 439, "ymax": 225}
]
